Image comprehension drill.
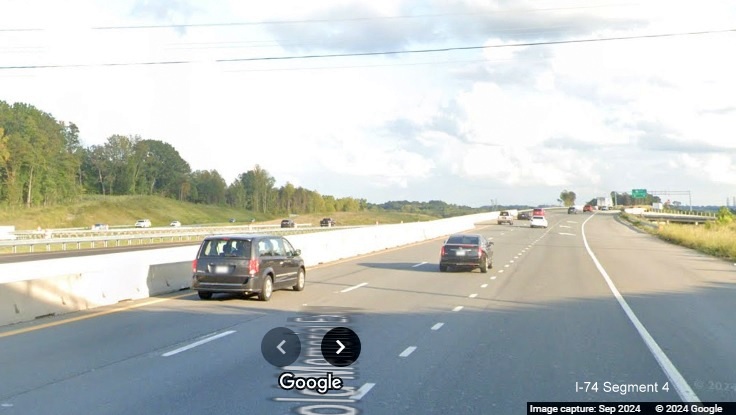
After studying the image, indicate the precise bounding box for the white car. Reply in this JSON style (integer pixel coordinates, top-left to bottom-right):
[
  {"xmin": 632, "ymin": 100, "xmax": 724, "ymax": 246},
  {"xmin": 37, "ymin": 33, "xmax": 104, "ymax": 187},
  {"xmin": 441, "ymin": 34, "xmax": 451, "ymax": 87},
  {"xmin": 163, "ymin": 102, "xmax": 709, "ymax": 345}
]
[
  {"xmin": 170, "ymin": 220, "xmax": 181, "ymax": 227},
  {"xmin": 530, "ymin": 216, "xmax": 548, "ymax": 228},
  {"xmin": 91, "ymin": 223, "xmax": 109, "ymax": 230},
  {"xmin": 134, "ymin": 219, "xmax": 152, "ymax": 228}
]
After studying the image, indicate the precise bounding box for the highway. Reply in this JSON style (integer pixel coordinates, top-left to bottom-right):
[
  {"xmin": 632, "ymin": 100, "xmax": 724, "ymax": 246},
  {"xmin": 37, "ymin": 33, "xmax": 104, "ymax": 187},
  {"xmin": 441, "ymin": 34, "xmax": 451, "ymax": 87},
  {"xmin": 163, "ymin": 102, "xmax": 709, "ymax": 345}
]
[{"xmin": 1, "ymin": 211, "xmax": 735, "ymax": 414}]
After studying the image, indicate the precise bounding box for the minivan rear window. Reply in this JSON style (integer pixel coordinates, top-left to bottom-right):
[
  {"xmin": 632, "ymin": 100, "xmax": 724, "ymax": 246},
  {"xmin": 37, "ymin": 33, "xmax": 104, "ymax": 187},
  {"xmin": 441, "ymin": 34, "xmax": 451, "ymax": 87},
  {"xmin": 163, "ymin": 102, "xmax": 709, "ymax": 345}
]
[{"xmin": 200, "ymin": 239, "xmax": 251, "ymax": 258}]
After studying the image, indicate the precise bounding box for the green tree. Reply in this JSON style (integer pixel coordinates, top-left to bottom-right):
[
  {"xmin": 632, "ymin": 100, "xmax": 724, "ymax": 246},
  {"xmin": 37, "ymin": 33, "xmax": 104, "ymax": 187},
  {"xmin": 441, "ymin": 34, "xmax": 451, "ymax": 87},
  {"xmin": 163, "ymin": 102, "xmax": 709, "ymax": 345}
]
[
  {"xmin": 237, "ymin": 165, "xmax": 276, "ymax": 213},
  {"xmin": 716, "ymin": 206, "xmax": 734, "ymax": 225},
  {"xmin": 137, "ymin": 139, "xmax": 191, "ymax": 197},
  {"xmin": 282, "ymin": 182, "xmax": 296, "ymax": 213},
  {"xmin": 559, "ymin": 190, "xmax": 576, "ymax": 207},
  {"xmin": 323, "ymin": 195, "xmax": 336, "ymax": 213},
  {"xmin": 0, "ymin": 102, "xmax": 81, "ymax": 206},
  {"xmin": 190, "ymin": 170, "xmax": 226, "ymax": 204}
]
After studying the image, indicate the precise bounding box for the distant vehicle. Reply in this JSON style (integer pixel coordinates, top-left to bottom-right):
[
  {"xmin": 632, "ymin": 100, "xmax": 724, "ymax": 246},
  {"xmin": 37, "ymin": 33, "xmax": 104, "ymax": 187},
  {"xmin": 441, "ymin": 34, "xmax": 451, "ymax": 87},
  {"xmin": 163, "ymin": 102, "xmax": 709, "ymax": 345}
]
[
  {"xmin": 517, "ymin": 211, "xmax": 531, "ymax": 220},
  {"xmin": 567, "ymin": 207, "xmax": 577, "ymax": 214},
  {"xmin": 439, "ymin": 234, "xmax": 493, "ymax": 273},
  {"xmin": 583, "ymin": 205, "xmax": 593, "ymax": 212},
  {"xmin": 596, "ymin": 196, "xmax": 612, "ymax": 209},
  {"xmin": 280, "ymin": 219, "xmax": 296, "ymax": 228},
  {"xmin": 532, "ymin": 208, "xmax": 545, "ymax": 216},
  {"xmin": 600, "ymin": 206, "xmax": 609, "ymax": 211},
  {"xmin": 530, "ymin": 216, "xmax": 548, "ymax": 228},
  {"xmin": 170, "ymin": 221, "xmax": 181, "ymax": 227},
  {"xmin": 134, "ymin": 219, "xmax": 151, "ymax": 228},
  {"xmin": 229, "ymin": 218, "xmax": 236, "ymax": 223},
  {"xmin": 497, "ymin": 211, "xmax": 514, "ymax": 225},
  {"xmin": 91, "ymin": 223, "xmax": 109, "ymax": 230},
  {"xmin": 320, "ymin": 218, "xmax": 336, "ymax": 227},
  {"xmin": 191, "ymin": 234, "xmax": 305, "ymax": 301}
]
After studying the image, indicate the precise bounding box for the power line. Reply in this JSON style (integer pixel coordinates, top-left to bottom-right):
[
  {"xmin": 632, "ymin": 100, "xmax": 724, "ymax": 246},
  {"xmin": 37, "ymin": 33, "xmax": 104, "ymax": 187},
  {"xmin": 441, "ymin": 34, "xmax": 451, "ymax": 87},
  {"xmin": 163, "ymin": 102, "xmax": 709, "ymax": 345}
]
[
  {"xmin": 216, "ymin": 28, "xmax": 736, "ymax": 63},
  {"xmin": 0, "ymin": 27, "xmax": 733, "ymax": 70}
]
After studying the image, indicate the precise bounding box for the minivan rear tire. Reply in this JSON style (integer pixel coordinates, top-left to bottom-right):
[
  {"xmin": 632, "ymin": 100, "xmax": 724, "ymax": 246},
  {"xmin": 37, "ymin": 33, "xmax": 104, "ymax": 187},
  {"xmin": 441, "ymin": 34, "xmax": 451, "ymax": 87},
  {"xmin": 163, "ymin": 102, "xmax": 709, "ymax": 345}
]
[
  {"xmin": 259, "ymin": 275, "xmax": 273, "ymax": 301},
  {"xmin": 198, "ymin": 291, "xmax": 213, "ymax": 300}
]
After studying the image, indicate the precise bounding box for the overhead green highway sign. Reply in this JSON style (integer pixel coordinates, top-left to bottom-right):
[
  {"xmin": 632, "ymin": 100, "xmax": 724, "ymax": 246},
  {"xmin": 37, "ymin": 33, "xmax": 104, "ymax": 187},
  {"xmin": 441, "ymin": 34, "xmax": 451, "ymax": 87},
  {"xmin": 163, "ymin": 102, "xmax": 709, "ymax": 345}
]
[{"xmin": 631, "ymin": 189, "xmax": 647, "ymax": 198}]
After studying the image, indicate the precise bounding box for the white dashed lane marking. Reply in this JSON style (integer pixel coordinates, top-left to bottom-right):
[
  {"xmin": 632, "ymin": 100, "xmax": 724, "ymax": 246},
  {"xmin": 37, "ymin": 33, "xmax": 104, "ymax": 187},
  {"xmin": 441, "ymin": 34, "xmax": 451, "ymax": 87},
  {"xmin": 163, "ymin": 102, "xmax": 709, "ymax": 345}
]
[
  {"xmin": 162, "ymin": 330, "xmax": 236, "ymax": 357},
  {"xmin": 341, "ymin": 282, "xmax": 368, "ymax": 293},
  {"xmin": 351, "ymin": 383, "xmax": 376, "ymax": 401},
  {"xmin": 431, "ymin": 323, "xmax": 444, "ymax": 331},
  {"xmin": 399, "ymin": 346, "xmax": 417, "ymax": 357},
  {"xmin": 452, "ymin": 306, "xmax": 464, "ymax": 312}
]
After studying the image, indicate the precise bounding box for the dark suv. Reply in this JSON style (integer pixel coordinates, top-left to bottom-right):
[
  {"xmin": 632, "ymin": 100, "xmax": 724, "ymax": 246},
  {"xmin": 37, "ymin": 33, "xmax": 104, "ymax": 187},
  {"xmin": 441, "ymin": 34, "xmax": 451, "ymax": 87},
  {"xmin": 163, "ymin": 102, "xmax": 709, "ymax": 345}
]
[
  {"xmin": 439, "ymin": 234, "xmax": 494, "ymax": 273},
  {"xmin": 280, "ymin": 219, "xmax": 296, "ymax": 228},
  {"xmin": 191, "ymin": 234, "xmax": 306, "ymax": 301},
  {"xmin": 320, "ymin": 218, "xmax": 336, "ymax": 227}
]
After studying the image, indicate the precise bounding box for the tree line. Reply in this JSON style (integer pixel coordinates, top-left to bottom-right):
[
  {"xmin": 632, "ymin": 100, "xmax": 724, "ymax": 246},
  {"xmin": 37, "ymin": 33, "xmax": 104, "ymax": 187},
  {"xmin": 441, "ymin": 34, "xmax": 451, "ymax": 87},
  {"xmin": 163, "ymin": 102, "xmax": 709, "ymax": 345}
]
[
  {"xmin": 0, "ymin": 100, "xmax": 484, "ymax": 217},
  {"xmin": 0, "ymin": 100, "xmax": 368, "ymax": 213}
]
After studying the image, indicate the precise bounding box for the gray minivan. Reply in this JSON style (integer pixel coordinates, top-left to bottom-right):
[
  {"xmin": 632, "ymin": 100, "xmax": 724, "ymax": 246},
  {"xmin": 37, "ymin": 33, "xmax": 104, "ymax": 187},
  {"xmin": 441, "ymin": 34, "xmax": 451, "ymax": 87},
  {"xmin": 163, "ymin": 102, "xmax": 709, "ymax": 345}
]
[{"xmin": 191, "ymin": 234, "xmax": 306, "ymax": 301}]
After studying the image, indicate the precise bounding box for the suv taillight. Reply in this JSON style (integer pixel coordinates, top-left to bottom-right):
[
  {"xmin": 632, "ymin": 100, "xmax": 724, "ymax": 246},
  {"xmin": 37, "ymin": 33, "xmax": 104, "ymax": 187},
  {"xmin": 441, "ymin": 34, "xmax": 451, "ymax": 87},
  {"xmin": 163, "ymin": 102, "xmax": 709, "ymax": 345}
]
[
  {"xmin": 478, "ymin": 247, "xmax": 482, "ymax": 256},
  {"xmin": 441, "ymin": 246, "xmax": 446, "ymax": 256},
  {"xmin": 192, "ymin": 259, "xmax": 197, "ymax": 273},
  {"xmin": 249, "ymin": 259, "xmax": 259, "ymax": 275}
]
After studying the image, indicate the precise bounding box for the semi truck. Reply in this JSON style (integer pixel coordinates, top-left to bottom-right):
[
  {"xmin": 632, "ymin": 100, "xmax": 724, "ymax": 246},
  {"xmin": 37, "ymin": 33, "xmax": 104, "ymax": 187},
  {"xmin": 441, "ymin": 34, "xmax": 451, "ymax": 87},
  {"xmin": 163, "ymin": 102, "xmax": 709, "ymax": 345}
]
[{"xmin": 596, "ymin": 196, "xmax": 613, "ymax": 209}]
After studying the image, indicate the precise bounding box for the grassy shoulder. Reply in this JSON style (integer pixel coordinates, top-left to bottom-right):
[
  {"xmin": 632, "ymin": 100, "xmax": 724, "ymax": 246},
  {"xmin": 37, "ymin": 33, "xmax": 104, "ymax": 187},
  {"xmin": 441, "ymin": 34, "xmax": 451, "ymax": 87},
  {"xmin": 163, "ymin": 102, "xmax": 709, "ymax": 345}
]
[
  {"xmin": 620, "ymin": 212, "xmax": 736, "ymax": 261},
  {"xmin": 0, "ymin": 195, "xmax": 441, "ymax": 230}
]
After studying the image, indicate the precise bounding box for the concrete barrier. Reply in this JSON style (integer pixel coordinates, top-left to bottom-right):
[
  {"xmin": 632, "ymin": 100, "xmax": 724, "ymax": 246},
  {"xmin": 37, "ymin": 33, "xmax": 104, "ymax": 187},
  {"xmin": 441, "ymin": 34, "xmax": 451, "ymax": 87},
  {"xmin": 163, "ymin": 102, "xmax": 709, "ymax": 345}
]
[{"xmin": 0, "ymin": 212, "xmax": 498, "ymax": 327}]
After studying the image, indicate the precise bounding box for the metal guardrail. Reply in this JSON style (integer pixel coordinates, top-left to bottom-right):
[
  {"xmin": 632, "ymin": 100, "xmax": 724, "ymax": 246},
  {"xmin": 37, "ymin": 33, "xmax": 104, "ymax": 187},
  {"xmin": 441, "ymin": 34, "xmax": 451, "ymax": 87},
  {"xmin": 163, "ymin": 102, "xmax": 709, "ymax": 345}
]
[
  {"xmin": 0, "ymin": 225, "xmax": 360, "ymax": 254},
  {"xmin": 638, "ymin": 212, "xmax": 715, "ymax": 224},
  {"xmin": 11, "ymin": 223, "xmax": 314, "ymax": 240},
  {"xmin": 647, "ymin": 209, "xmax": 716, "ymax": 217}
]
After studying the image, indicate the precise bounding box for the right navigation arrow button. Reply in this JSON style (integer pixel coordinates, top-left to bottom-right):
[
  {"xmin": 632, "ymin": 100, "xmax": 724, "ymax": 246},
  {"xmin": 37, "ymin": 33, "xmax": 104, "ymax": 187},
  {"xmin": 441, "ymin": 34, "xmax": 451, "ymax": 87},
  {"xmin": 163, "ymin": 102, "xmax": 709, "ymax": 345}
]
[{"xmin": 321, "ymin": 327, "xmax": 361, "ymax": 367}]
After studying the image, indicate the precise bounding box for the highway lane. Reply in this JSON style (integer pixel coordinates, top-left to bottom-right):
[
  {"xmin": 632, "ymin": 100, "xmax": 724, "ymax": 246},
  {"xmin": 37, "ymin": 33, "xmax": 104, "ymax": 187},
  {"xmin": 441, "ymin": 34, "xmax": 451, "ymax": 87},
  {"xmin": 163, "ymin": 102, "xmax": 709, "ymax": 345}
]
[
  {"xmin": 1, "ymin": 211, "xmax": 735, "ymax": 414},
  {"xmin": 0, "ymin": 241, "xmax": 200, "ymax": 263}
]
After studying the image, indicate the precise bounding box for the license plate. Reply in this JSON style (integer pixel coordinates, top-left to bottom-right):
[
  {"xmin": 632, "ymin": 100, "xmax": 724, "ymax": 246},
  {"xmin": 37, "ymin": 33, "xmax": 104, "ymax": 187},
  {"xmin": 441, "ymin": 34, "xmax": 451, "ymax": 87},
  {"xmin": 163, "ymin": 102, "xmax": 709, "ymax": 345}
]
[
  {"xmin": 455, "ymin": 250, "xmax": 466, "ymax": 256},
  {"xmin": 215, "ymin": 265, "xmax": 230, "ymax": 274}
]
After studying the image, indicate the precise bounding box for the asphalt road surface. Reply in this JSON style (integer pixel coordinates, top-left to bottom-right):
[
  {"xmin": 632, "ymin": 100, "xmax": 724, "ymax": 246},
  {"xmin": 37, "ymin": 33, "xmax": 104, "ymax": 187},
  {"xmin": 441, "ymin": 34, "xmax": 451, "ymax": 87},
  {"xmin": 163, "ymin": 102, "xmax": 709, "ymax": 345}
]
[
  {"xmin": 1, "ymin": 211, "xmax": 736, "ymax": 414},
  {"xmin": 0, "ymin": 241, "xmax": 200, "ymax": 264}
]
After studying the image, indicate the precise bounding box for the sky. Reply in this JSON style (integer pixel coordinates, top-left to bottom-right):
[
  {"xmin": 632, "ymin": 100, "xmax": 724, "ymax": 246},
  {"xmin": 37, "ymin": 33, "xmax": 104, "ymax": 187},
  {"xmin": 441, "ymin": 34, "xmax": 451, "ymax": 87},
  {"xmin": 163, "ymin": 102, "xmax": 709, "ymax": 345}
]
[{"xmin": 1, "ymin": 0, "xmax": 735, "ymax": 207}]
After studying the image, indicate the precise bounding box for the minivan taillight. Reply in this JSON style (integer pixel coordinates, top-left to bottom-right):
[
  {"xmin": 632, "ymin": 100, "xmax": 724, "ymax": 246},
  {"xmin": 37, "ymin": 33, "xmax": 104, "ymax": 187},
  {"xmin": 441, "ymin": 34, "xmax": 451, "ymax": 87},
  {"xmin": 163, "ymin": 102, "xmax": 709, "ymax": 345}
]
[
  {"xmin": 248, "ymin": 259, "xmax": 259, "ymax": 275},
  {"xmin": 478, "ymin": 247, "xmax": 482, "ymax": 256},
  {"xmin": 192, "ymin": 259, "xmax": 197, "ymax": 273}
]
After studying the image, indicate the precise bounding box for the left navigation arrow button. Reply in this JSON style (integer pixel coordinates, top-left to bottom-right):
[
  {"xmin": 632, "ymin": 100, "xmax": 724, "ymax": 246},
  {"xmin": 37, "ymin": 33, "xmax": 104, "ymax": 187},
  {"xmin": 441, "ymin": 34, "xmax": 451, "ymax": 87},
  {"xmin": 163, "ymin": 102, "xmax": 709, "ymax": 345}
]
[{"xmin": 261, "ymin": 327, "xmax": 301, "ymax": 367}]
